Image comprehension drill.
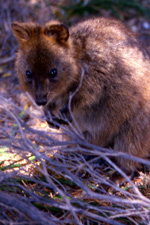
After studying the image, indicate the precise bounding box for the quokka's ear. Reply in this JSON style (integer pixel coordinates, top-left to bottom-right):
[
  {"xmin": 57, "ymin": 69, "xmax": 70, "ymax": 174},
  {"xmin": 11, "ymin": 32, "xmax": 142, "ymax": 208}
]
[
  {"xmin": 44, "ymin": 23, "xmax": 69, "ymax": 43},
  {"xmin": 11, "ymin": 22, "xmax": 29, "ymax": 42}
]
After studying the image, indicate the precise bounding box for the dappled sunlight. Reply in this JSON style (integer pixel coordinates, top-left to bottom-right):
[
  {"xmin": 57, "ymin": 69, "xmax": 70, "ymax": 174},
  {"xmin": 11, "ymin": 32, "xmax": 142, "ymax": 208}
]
[{"xmin": 1, "ymin": 1, "xmax": 150, "ymax": 225}]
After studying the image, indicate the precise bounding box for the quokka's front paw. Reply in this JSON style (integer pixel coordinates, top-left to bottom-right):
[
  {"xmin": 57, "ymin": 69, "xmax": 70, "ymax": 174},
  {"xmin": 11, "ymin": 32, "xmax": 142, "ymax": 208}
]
[{"xmin": 46, "ymin": 116, "xmax": 68, "ymax": 129}]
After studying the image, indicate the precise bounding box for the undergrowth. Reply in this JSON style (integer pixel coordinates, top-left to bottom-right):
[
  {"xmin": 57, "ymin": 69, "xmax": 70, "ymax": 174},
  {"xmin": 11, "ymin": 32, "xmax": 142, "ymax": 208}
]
[{"xmin": 1, "ymin": 1, "xmax": 150, "ymax": 224}]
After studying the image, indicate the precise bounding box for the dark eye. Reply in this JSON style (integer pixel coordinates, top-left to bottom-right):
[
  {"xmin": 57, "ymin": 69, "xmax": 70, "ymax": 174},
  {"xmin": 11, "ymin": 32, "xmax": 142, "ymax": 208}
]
[
  {"xmin": 26, "ymin": 70, "xmax": 33, "ymax": 80},
  {"xmin": 48, "ymin": 68, "xmax": 57, "ymax": 80}
]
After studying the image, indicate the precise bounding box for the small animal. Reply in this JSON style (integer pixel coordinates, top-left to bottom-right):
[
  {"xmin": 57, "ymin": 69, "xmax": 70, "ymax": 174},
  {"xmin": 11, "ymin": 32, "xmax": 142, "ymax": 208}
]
[{"xmin": 12, "ymin": 17, "xmax": 150, "ymax": 174}]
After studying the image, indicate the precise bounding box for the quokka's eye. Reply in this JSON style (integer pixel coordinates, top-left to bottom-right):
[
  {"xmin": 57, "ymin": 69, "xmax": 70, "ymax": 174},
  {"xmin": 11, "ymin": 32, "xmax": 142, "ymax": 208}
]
[
  {"xmin": 26, "ymin": 70, "xmax": 33, "ymax": 80},
  {"xmin": 48, "ymin": 68, "xmax": 57, "ymax": 80}
]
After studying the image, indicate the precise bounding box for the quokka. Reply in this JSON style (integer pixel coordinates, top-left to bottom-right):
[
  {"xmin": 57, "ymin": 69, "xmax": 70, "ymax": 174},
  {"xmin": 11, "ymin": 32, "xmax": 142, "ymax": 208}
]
[{"xmin": 12, "ymin": 17, "xmax": 150, "ymax": 174}]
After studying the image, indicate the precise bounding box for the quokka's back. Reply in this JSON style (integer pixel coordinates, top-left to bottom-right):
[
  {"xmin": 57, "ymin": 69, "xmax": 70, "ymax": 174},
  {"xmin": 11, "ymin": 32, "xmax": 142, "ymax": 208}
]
[{"xmin": 12, "ymin": 17, "xmax": 150, "ymax": 174}]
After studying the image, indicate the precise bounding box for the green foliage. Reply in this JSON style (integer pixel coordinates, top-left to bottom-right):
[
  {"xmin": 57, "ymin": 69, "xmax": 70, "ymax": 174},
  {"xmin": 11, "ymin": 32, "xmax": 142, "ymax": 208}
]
[
  {"xmin": 60, "ymin": 0, "xmax": 150, "ymax": 20},
  {"xmin": 0, "ymin": 154, "xmax": 36, "ymax": 171}
]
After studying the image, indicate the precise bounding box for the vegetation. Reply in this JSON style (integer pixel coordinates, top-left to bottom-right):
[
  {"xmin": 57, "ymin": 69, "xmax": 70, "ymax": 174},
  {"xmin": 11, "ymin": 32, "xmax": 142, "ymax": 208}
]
[
  {"xmin": 0, "ymin": 0, "xmax": 150, "ymax": 224},
  {"xmin": 59, "ymin": 0, "xmax": 150, "ymax": 20}
]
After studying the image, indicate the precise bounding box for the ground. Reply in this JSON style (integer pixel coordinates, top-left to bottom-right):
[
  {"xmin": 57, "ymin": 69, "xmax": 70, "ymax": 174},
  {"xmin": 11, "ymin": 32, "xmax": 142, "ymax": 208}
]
[{"xmin": 1, "ymin": 1, "xmax": 150, "ymax": 225}]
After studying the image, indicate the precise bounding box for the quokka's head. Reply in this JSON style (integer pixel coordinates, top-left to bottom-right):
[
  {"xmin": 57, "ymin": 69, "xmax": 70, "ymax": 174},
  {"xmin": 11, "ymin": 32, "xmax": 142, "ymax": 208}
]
[{"xmin": 11, "ymin": 21, "xmax": 79, "ymax": 106}]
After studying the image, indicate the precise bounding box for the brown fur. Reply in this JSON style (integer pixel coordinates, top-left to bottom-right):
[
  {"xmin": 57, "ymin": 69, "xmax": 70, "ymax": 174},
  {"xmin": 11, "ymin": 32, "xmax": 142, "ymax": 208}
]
[{"xmin": 12, "ymin": 18, "xmax": 150, "ymax": 173}]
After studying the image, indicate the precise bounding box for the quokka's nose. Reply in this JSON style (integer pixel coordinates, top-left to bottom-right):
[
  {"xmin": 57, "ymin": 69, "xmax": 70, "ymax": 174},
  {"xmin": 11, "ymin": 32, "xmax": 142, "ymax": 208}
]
[
  {"xmin": 36, "ymin": 99, "xmax": 47, "ymax": 106},
  {"xmin": 35, "ymin": 95, "xmax": 47, "ymax": 106}
]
